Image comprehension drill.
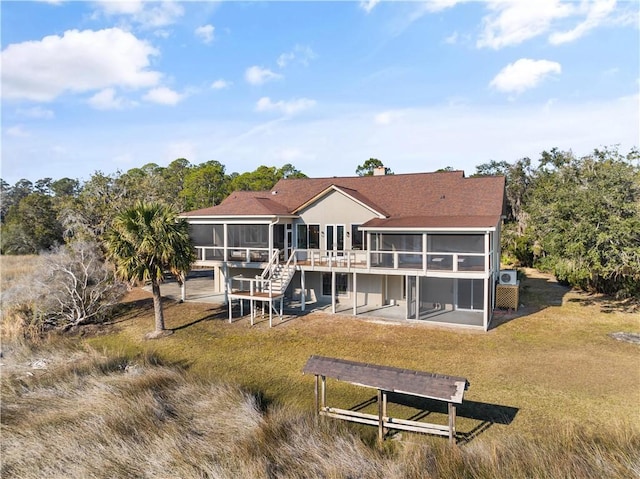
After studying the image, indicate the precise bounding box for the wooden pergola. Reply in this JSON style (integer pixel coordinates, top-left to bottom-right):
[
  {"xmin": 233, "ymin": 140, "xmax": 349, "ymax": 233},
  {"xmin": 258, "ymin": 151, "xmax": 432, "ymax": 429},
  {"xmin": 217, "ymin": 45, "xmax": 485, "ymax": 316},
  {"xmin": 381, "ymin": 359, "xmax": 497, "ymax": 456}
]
[{"xmin": 302, "ymin": 355, "xmax": 469, "ymax": 444}]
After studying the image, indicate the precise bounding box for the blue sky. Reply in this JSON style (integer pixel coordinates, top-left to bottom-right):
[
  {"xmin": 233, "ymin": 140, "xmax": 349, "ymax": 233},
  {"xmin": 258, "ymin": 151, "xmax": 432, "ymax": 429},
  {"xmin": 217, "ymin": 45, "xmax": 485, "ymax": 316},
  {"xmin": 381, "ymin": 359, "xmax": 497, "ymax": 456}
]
[{"xmin": 1, "ymin": 0, "xmax": 639, "ymax": 185}]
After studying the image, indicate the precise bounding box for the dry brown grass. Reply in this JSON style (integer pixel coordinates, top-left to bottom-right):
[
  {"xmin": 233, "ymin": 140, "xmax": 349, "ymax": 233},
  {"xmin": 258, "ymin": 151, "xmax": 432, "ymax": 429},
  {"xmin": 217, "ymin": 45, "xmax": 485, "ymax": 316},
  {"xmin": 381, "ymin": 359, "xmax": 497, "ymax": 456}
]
[
  {"xmin": 86, "ymin": 273, "xmax": 640, "ymax": 439},
  {"xmin": 1, "ymin": 255, "xmax": 42, "ymax": 341},
  {"xmin": 2, "ymin": 264, "xmax": 639, "ymax": 477},
  {"xmin": 0, "ymin": 254, "xmax": 39, "ymax": 291},
  {"xmin": 2, "ymin": 342, "xmax": 638, "ymax": 479}
]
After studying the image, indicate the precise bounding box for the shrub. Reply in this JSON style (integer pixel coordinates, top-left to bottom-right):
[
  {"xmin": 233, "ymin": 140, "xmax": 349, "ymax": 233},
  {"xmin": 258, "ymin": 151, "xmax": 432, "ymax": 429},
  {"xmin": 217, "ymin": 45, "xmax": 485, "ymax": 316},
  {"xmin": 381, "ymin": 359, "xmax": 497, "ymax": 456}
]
[{"xmin": 1, "ymin": 240, "xmax": 126, "ymax": 337}]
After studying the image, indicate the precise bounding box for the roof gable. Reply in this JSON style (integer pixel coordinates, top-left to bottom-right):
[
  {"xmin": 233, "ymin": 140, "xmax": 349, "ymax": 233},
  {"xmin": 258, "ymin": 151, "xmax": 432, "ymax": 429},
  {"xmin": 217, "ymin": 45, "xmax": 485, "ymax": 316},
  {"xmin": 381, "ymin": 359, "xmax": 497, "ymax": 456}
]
[{"xmin": 292, "ymin": 184, "xmax": 388, "ymax": 217}]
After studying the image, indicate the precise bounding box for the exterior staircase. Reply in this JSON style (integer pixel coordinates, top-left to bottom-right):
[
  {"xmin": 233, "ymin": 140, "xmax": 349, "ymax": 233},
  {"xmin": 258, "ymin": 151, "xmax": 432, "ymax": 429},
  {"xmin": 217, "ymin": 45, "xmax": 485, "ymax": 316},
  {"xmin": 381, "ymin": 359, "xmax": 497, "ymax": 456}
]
[{"xmin": 260, "ymin": 250, "xmax": 296, "ymax": 297}]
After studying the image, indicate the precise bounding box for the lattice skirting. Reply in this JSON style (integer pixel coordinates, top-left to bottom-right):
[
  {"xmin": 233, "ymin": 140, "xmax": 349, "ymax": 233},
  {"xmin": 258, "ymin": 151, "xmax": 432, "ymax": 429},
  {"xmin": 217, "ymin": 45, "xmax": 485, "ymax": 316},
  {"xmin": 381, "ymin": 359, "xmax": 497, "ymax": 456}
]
[{"xmin": 496, "ymin": 284, "xmax": 519, "ymax": 310}]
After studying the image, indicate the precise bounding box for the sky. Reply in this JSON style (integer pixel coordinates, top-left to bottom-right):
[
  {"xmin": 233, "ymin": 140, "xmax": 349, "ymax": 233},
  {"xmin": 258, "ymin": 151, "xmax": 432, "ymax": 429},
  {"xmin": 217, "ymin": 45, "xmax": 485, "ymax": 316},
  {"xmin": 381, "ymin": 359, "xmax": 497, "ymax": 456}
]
[{"xmin": 1, "ymin": 0, "xmax": 639, "ymax": 186}]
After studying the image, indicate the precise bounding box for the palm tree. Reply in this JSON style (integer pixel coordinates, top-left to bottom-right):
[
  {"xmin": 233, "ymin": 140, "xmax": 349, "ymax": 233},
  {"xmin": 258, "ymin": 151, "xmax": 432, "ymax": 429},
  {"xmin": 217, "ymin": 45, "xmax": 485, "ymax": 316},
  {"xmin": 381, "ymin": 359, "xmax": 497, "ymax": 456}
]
[{"xmin": 105, "ymin": 201, "xmax": 194, "ymax": 338}]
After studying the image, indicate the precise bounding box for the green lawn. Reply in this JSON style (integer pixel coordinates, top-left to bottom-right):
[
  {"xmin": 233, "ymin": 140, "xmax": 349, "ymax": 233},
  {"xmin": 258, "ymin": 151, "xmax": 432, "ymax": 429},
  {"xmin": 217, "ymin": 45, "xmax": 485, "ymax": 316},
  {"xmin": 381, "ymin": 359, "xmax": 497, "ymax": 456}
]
[{"xmin": 87, "ymin": 268, "xmax": 640, "ymax": 441}]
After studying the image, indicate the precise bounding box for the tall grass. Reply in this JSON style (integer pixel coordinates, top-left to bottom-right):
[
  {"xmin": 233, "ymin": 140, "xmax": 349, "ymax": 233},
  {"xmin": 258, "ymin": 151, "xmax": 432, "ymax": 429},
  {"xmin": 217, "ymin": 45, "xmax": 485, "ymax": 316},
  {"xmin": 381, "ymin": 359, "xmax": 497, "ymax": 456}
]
[
  {"xmin": 0, "ymin": 254, "xmax": 39, "ymax": 290},
  {"xmin": 2, "ymin": 343, "xmax": 638, "ymax": 479},
  {"xmin": 1, "ymin": 255, "xmax": 42, "ymax": 341}
]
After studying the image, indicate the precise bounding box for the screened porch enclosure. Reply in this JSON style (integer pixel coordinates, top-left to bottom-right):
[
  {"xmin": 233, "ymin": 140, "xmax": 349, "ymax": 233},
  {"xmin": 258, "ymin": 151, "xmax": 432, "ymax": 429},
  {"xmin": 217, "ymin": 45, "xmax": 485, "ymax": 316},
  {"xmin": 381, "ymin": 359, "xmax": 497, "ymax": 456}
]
[
  {"xmin": 407, "ymin": 277, "xmax": 485, "ymax": 325},
  {"xmin": 190, "ymin": 223, "xmax": 284, "ymax": 262},
  {"xmin": 368, "ymin": 233, "xmax": 488, "ymax": 272}
]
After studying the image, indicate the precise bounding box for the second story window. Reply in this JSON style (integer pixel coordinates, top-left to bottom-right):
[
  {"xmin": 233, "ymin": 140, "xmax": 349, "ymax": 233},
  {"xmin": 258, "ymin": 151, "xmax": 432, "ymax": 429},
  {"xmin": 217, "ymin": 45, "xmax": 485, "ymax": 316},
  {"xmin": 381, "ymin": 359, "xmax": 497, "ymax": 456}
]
[
  {"xmin": 296, "ymin": 224, "xmax": 320, "ymax": 249},
  {"xmin": 351, "ymin": 224, "xmax": 367, "ymax": 250}
]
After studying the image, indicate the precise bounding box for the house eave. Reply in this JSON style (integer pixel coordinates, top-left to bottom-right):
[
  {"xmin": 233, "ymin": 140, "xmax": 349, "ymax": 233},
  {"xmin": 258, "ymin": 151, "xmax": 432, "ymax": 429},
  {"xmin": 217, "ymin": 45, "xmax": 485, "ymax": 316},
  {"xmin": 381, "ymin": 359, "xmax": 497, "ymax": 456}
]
[
  {"xmin": 181, "ymin": 214, "xmax": 299, "ymax": 223},
  {"xmin": 359, "ymin": 226, "xmax": 497, "ymax": 233}
]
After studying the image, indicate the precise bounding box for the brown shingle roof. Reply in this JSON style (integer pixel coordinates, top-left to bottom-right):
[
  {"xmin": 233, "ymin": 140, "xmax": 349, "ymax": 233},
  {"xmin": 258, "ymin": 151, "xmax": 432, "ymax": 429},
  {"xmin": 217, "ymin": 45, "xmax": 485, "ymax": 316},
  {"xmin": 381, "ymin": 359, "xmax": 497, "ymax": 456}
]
[
  {"xmin": 182, "ymin": 171, "xmax": 505, "ymax": 228},
  {"xmin": 182, "ymin": 191, "xmax": 291, "ymax": 216}
]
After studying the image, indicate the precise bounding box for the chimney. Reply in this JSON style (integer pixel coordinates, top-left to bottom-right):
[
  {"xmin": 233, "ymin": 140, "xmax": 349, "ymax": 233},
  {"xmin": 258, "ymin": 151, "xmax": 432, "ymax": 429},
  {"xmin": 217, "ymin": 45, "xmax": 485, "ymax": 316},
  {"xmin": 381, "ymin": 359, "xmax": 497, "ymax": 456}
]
[{"xmin": 373, "ymin": 166, "xmax": 387, "ymax": 176}]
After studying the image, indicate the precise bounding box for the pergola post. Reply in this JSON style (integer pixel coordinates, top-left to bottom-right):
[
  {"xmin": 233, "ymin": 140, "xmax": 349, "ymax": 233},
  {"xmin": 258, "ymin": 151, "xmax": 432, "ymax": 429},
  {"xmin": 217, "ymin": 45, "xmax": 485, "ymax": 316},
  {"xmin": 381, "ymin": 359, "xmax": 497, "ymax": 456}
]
[
  {"xmin": 448, "ymin": 402, "xmax": 457, "ymax": 445},
  {"xmin": 377, "ymin": 389, "xmax": 384, "ymax": 442}
]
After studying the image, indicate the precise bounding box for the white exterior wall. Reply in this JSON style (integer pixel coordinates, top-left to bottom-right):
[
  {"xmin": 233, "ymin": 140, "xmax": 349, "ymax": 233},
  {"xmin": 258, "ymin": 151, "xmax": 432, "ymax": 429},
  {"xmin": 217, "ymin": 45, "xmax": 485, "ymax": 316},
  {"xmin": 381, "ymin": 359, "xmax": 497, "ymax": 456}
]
[{"xmin": 295, "ymin": 189, "xmax": 377, "ymax": 249}]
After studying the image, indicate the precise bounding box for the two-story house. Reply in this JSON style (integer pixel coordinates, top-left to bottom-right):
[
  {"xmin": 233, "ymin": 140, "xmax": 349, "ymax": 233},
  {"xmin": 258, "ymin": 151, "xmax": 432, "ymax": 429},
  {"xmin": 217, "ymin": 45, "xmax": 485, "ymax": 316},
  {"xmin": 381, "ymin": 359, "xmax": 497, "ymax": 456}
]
[{"xmin": 181, "ymin": 169, "xmax": 506, "ymax": 330}]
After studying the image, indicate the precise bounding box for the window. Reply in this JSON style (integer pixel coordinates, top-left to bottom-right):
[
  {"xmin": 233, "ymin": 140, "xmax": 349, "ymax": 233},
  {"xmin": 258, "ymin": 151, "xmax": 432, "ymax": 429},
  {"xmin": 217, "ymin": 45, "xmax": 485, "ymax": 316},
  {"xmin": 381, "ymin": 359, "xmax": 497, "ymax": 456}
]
[
  {"xmin": 296, "ymin": 223, "xmax": 320, "ymax": 249},
  {"xmin": 274, "ymin": 224, "xmax": 285, "ymax": 251},
  {"xmin": 309, "ymin": 224, "xmax": 320, "ymax": 249},
  {"xmin": 297, "ymin": 224, "xmax": 307, "ymax": 248},
  {"xmin": 322, "ymin": 273, "xmax": 348, "ymax": 296},
  {"xmin": 351, "ymin": 224, "xmax": 366, "ymax": 250}
]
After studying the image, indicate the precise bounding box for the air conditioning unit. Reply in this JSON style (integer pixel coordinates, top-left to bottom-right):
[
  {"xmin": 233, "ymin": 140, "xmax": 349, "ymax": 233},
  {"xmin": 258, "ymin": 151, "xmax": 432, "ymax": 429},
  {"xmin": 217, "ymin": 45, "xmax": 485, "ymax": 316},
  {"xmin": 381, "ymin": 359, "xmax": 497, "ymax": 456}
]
[{"xmin": 499, "ymin": 270, "xmax": 517, "ymax": 285}]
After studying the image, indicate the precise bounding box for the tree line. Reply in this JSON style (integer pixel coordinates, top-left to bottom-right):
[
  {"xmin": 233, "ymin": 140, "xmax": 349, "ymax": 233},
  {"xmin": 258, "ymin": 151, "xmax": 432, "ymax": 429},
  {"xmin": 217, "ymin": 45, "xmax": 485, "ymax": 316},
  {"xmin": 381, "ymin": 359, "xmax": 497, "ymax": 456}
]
[
  {"xmin": 2, "ymin": 147, "xmax": 639, "ymax": 298},
  {"xmin": 0, "ymin": 160, "xmax": 306, "ymax": 255},
  {"xmin": 474, "ymin": 146, "xmax": 639, "ymax": 298}
]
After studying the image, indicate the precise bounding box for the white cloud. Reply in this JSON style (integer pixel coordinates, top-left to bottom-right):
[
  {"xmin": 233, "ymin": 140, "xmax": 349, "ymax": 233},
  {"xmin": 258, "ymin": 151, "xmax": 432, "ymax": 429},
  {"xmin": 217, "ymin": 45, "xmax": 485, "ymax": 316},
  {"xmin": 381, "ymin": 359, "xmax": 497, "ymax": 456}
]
[
  {"xmin": 549, "ymin": 0, "xmax": 616, "ymax": 45},
  {"xmin": 195, "ymin": 24, "xmax": 215, "ymax": 44},
  {"xmin": 490, "ymin": 58, "xmax": 562, "ymax": 94},
  {"xmin": 17, "ymin": 106, "xmax": 55, "ymax": 119},
  {"xmin": 88, "ymin": 88, "xmax": 131, "ymax": 110},
  {"xmin": 245, "ymin": 66, "xmax": 282, "ymax": 85},
  {"xmin": 6, "ymin": 125, "xmax": 30, "ymax": 137},
  {"xmin": 374, "ymin": 111, "xmax": 401, "ymax": 125},
  {"xmin": 359, "ymin": 0, "xmax": 380, "ymax": 14},
  {"xmin": 277, "ymin": 44, "xmax": 316, "ymax": 68},
  {"xmin": 444, "ymin": 31, "xmax": 459, "ymax": 44},
  {"xmin": 424, "ymin": 0, "xmax": 470, "ymax": 13},
  {"xmin": 277, "ymin": 52, "xmax": 295, "ymax": 68},
  {"xmin": 477, "ymin": 0, "xmax": 573, "ymax": 49},
  {"xmin": 143, "ymin": 87, "xmax": 184, "ymax": 105},
  {"xmin": 0, "ymin": 28, "xmax": 161, "ymax": 102},
  {"xmin": 211, "ymin": 79, "xmax": 231, "ymax": 90},
  {"xmin": 255, "ymin": 97, "xmax": 316, "ymax": 115},
  {"xmin": 93, "ymin": 0, "xmax": 184, "ymax": 29},
  {"xmin": 93, "ymin": 0, "xmax": 144, "ymax": 15}
]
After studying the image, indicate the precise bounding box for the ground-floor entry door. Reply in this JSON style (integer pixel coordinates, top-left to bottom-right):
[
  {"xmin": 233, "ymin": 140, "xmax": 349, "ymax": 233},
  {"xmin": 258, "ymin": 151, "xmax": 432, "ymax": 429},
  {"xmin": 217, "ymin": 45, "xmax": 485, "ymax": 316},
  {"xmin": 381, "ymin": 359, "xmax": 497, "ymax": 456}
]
[
  {"xmin": 407, "ymin": 276, "xmax": 417, "ymax": 319},
  {"xmin": 456, "ymin": 279, "xmax": 484, "ymax": 310}
]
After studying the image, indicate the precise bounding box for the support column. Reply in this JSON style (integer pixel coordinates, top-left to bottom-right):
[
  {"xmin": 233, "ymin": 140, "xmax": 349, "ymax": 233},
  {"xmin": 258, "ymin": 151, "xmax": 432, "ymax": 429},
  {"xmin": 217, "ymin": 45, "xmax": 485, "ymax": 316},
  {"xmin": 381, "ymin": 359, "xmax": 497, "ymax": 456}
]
[
  {"xmin": 448, "ymin": 402, "xmax": 457, "ymax": 445},
  {"xmin": 314, "ymin": 375, "xmax": 319, "ymax": 416},
  {"xmin": 301, "ymin": 270, "xmax": 306, "ymax": 312},
  {"xmin": 483, "ymin": 276, "xmax": 489, "ymax": 331},
  {"xmin": 415, "ymin": 274, "xmax": 420, "ymax": 320},
  {"xmin": 331, "ymin": 271, "xmax": 336, "ymax": 314},
  {"xmin": 223, "ymin": 264, "xmax": 229, "ymax": 305},
  {"xmin": 352, "ymin": 272, "xmax": 357, "ymax": 316},
  {"xmin": 377, "ymin": 389, "xmax": 384, "ymax": 442},
  {"xmin": 382, "ymin": 390, "xmax": 388, "ymax": 437}
]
